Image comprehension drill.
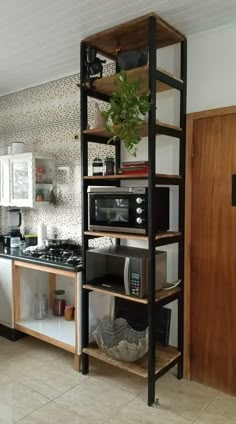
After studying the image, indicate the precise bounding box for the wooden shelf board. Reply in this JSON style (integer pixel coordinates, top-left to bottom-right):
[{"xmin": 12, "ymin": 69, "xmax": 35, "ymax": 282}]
[
  {"xmin": 84, "ymin": 230, "xmax": 181, "ymax": 241},
  {"xmin": 86, "ymin": 65, "xmax": 183, "ymax": 97},
  {"xmin": 156, "ymin": 231, "xmax": 181, "ymax": 240},
  {"xmin": 84, "ymin": 120, "xmax": 181, "ymax": 139},
  {"xmin": 83, "ymin": 343, "xmax": 181, "ymax": 378},
  {"xmin": 84, "ymin": 173, "xmax": 181, "ymax": 181},
  {"xmin": 83, "ymin": 13, "xmax": 185, "ymax": 58},
  {"xmin": 83, "ymin": 283, "xmax": 181, "ymax": 304}
]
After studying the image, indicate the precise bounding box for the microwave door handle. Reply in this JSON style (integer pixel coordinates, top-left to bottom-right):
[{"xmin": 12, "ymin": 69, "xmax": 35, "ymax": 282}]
[{"xmin": 124, "ymin": 258, "xmax": 130, "ymax": 295}]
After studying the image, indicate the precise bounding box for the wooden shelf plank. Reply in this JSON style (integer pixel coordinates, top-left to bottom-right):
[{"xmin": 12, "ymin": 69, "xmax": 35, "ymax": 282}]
[
  {"xmin": 86, "ymin": 66, "xmax": 183, "ymax": 97},
  {"xmin": 83, "ymin": 284, "xmax": 148, "ymax": 304},
  {"xmin": 156, "ymin": 231, "xmax": 181, "ymax": 240},
  {"xmin": 83, "ymin": 343, "xmax": 181, "ymax": 378},
  {"xmin": 84, "ymin": 120, "xmax": 182, "ymax": 139},
  {"xmin": 84, "ymin": 230, "xmax": 181, "ymax": 241},
  {"xmin": 83, "ymin": 283, "xmax": 181, "ymax": 304},
  {"xmin": 83, "ymin": 13, "xmax": 185, "ymax": 58},
  {"xmin": 84, "ymin": 173, "xmax": 181, "ymax": 181}
]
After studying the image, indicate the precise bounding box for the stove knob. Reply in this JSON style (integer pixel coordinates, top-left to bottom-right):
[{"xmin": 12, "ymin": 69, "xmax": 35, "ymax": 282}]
[
  {"xmin": 136, "ymin": 197, "xmax": 143, "ymax": 204},
  {"xmin": 136, "ymin": 217, "xmax": 143, "ymax": 224},
  {"xmin": 136, "ymin": 207, "xmax": 143, "ymax": 214}
]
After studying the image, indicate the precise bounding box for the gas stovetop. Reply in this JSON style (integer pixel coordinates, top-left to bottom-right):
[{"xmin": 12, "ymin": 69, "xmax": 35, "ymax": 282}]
[{"xmin": 22, "ymin": 246, "xmax": 82, "ymax": 268}]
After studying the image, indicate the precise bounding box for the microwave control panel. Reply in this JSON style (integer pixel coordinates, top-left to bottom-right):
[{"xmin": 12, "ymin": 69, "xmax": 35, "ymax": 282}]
[
  {"xmin": 130, "ymin": 272, "xmax": 141, "ymax": 296},
  {"xmin": 135, "ymin": 196, "xmax": 146, "ymax": 227}
]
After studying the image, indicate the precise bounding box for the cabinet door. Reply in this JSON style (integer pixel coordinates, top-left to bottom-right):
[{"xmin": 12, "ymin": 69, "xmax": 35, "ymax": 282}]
[
  {"xmin": 0, "ymin": 258, "xmax": 13, "ymax": 328},
  {"xmin": 9, "ymin": 158, "xmax": 33, "ymax": 207},
  {"xmin": 0, "ymin": 159, "xmax": 10, "ymax": 206}
]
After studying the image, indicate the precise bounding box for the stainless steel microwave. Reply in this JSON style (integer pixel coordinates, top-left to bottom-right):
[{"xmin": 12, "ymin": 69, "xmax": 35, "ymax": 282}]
[
  {"xmin": 88, "ymin": 186, "xmax": 169, "ymax": 234},
  {"xmin": 86, "ymin": 246, "xmax": 167, "ymax": 298}
]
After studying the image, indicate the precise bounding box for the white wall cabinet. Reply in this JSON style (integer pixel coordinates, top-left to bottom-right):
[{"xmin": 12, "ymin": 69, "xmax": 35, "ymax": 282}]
[
  {"xmin": 0, "ymin": 153, "xmax": 55, "ymax": 208},
  {"xmin": 0, "ymin": 257, "xmax": 13, "ymax": 328}
]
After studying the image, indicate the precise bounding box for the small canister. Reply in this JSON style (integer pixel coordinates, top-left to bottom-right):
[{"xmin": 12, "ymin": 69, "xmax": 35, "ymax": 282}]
[
  {"xmin": 64, "ymin": 305, "xmax": 74, "ymax": 321},
  {"xmin": 92, "ymin": 157, "xmax": 103, "ymax": 176},
  {"xmin": 53, "ymin": 290, "xmax": 66, "ymax": 317},
  {"xmin": 104, "ymin": 156, "xmax": 115, "ymax": 175}
]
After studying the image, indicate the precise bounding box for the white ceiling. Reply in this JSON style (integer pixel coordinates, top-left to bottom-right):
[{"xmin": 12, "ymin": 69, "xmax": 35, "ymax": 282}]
[{"xmin": 1, "ymin": 0, "xmax": 236, "ymax": 96}]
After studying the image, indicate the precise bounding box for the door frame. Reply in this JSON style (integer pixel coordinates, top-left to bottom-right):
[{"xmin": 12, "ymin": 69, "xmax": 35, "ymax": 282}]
[{"xmin": 184, "ymin": 104, "xmax": 236, "ymax": 379}]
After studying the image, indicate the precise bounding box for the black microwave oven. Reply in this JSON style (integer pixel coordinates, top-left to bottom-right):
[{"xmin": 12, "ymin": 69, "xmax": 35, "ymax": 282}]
[
  {"xmin": 88, "ymin": 186, "xmax": 169, "ymax": 234},
  {"xmin": 86, "ymin": 246, "xmax": 167, "ymax": 298}
]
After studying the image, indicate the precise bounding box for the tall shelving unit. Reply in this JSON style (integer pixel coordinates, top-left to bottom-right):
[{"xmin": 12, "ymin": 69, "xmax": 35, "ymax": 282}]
[{"xmin": 80, "ymin": 13, "xmax": 187, "ymax": 406}]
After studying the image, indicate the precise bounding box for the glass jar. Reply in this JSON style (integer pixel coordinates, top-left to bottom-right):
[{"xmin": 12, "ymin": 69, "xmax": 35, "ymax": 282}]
[
  {"xmin": 33, "ymin": 293, "xmax": 48, "ymax": 320},
  {"xmin": 92, "ymin": 157, "xmax": 103, "ymax": 176},
  {"xmin": 64, "ymin": 305, "xmax": 74, "ymax": 321},
  {"xmin": 53, "ymin": 290, "xmax": 66, "ymax": 316},
  {"xmin": 104, "ymin": 157, "xmax": 115, "ymax": 175}
]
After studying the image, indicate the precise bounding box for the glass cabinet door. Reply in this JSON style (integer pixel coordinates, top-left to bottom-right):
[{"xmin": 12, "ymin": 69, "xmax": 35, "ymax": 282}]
[
  {"xmin": 0, "ymin": 159, "xmax": 10, "ymax": 206},
  {"xmin": 10, "ymin": 158, "xmax": 32, "ymax": 206}
]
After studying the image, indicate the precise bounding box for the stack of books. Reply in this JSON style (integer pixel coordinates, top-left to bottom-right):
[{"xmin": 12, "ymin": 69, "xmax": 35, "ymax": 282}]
[{"xmin": 118, "ymin": 161, "xmax": 148, "ymax": 175}]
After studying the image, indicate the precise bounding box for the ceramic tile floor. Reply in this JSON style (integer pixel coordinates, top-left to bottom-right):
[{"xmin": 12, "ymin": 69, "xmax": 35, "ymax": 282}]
[{"xmin": 0, "ymin": 336, "xmax": 235, "ymax": 424}]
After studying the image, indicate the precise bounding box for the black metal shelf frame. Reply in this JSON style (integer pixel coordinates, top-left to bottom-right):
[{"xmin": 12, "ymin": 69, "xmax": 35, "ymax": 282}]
[{"xmin": 80, "ymin": 15, "xmax": 187, "ymax": 407}]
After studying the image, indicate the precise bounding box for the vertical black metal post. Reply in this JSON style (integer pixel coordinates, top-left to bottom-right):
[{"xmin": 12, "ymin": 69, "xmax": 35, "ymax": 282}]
[
  {"xmin": 147, "ymin": 15, "xmax": 157, "ymax": 406},
  {"xmin": 177, "ymin": 38, "xmax": 187, "ymax": 379},
  {"xmin": 115, "ymin": 138, "xmax": 121, "ymax": 247},
  {"xmin": 80, "ymin": 41, "xmax": 89, "ymax": 374}
]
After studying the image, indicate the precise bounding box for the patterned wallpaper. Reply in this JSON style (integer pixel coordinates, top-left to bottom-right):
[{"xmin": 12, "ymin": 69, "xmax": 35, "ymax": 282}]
[{"xmin": 0, "ymin": 65, "xmax": 115, "ymax": 243}]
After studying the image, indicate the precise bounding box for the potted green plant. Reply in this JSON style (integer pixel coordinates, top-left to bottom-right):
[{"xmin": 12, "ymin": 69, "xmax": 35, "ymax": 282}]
[{"xmin": 102, "ymin": 70, "xmax": 151, "ymax": 156}]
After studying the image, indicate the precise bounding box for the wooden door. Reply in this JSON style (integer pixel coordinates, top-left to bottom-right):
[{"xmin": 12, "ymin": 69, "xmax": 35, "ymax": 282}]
[{"xmin": 191, "ymin": 113, "xmax": 236, "ymax": 394}]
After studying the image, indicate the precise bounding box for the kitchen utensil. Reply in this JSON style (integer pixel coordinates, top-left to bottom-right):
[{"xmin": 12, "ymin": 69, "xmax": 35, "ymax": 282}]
[
  {"xmin": 12, "ymin": 142, "xmax": 25, "ymax": 154},
  {"xmin": 7, "ymin": 209, "xmax": 22, "ymax": 237},
  {"xmin": 24, "ymin": 234, "xmax": 38, "ymax": 247},
  {"xmin": 45, "ymin": 238, "xmax": 69, "ymax": 247},
  {"xmin": 93, "ymin": 317, "xmax": 148, "ymax": 362},
  {"xmin": 10, "ymin": 237, "xmax": 21, "ymax": 248}
]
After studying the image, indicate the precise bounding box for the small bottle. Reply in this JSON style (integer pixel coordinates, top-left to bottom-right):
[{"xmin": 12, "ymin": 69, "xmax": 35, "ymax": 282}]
[
  {"xmin": 53, "ymin": 290, "xmax": 66, "ymax": 317},
  {"xmin": 92, "ymin": 157, "xmax": 103, "ymax": 176},
  {"xmin": 104, "ymin": 157, "xmax": 115, "ymax": 175}
]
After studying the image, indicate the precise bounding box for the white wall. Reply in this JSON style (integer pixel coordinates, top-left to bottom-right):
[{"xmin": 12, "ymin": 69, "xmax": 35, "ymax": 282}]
[{"xmin": 188, "ymin": 22, "xmax": 236, "ymax": 113}]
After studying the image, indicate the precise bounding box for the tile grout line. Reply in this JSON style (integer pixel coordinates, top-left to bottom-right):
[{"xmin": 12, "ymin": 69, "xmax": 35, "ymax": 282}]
[
  {"xmin": 102, "ymin": 394, "xmax": 140, "ymax": 424},
  {"xmin": 16, "ymin": 400, "xmax": 51, "ymax": 423},
  {"xmin": 192, "ymin": 390, "xmax": 220, "ymax": 423}
]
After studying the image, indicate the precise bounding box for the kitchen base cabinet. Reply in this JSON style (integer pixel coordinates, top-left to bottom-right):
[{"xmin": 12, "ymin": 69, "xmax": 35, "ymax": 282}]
[
  {"xmin": 13, "ymin": 261, "xmax": 81, "ymax": 370},
  {"xmin": 0, "ymin": 257, "xmax": 13, "ymax": 328}
]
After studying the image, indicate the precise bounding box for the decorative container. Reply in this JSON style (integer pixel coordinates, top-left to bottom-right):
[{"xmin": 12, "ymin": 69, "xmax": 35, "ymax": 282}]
[
  {"xmin": 104, "ymin": 157, "xmax": 115, "ymax": 175},
  {"xmin": 93, "ymin": 317, "xmax": 148, "ymax": 362},
  {"xmin": 117, "ymin": 50, "xmax": 148, "ymax": 71},
  {"xmin": 94, "ymin": 102, "xmax": 106, "ymax": 128},
  {"xmin": 92, "ymin": 157, "xmax": 103, "ymax": 176}
]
